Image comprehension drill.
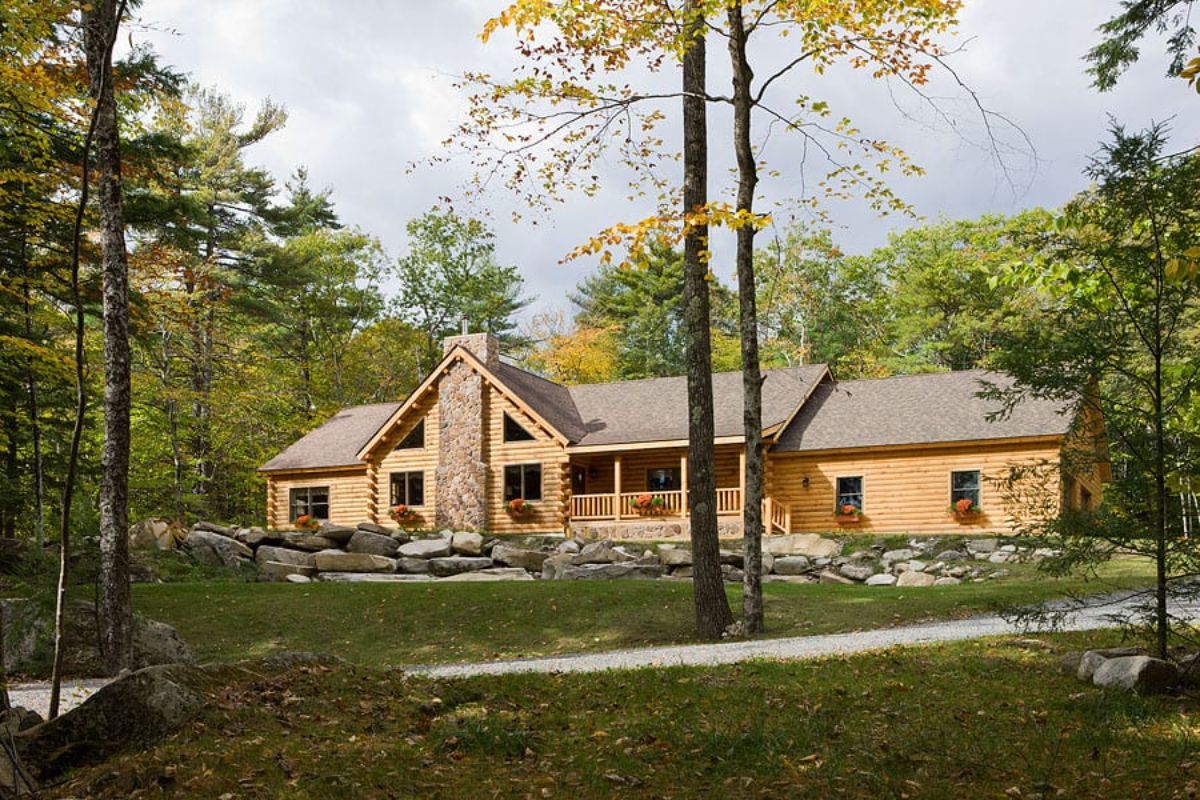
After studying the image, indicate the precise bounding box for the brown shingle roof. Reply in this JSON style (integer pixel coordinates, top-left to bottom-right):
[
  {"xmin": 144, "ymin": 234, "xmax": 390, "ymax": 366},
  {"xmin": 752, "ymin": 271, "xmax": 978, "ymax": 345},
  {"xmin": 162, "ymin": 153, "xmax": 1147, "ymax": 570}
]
[
  {"xmin": 493, "ymin": 362, "xmax": 588, "ymax": 442},
  {"xmin": 773, "ymin": 370, "xmax": 1074, "ymax": 453},
  {"xmin": 259, "ymin": 402, "xmax": 399, "ymax": 472},
  {"xmin": 567, "ymin": 364, "xmax": 829, "ymax": 447}
]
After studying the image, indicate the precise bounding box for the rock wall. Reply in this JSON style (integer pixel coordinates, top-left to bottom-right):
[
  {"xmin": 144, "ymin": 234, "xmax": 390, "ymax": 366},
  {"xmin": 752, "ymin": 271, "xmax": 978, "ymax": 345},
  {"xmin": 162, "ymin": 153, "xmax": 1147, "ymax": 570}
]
[
  {"xmin": 571, "ymin": 518, "xmax": 743, "ymax": 542},
  {"xmin": 436, "ymin": 358, "xmax": 489, "ymax": 531}
]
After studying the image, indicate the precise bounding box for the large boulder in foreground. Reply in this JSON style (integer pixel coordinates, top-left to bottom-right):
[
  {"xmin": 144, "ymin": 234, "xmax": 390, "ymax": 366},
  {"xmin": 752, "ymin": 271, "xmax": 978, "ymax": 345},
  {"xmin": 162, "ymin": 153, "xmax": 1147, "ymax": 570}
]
[
  {"xmin": 1092, "ymin": 655, "xmax": 1177, "ymax": 694},
  {"xmin": 427, "ymin": 556, "xmax": 493, "ymax": 577},
  {"xmin": 398, "ymin": 538, "xmax": 453, "ymax": 559},
  {"xmin": 346, "ymin": 530, "xmax": 400, "ymax": 557},
  {"xmin": 17, "ymin": 665, "xmax": 203, "ymax": 780},
  {"xmin": 1, "ymin": 599, "xmax": 193, "ymax": 678}
]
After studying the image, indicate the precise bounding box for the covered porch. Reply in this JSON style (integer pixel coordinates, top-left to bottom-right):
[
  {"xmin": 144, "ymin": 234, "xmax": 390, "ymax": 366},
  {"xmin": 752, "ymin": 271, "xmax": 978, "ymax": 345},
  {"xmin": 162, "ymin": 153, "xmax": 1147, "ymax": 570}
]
[{"xmin": 566, "ymin": 443, "xmax": 790, "ymax": 532}]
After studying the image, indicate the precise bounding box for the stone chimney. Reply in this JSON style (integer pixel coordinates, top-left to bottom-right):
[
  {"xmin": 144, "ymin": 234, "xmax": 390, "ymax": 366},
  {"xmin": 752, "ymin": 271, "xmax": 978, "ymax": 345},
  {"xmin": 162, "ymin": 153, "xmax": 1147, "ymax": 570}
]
[
  {"xmin": 442, "ymin": 332, "xmax": 500, "ymax": 371},
  {"xmin": 435, "ymin": 332, "xmax": 500, "ymax": 531}
]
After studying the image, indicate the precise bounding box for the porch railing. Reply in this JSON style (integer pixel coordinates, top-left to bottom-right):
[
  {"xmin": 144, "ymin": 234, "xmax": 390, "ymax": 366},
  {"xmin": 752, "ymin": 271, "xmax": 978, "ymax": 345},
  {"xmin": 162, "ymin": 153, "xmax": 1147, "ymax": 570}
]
[
  {"xmin": 620, "ymin": 490, "xmax": 686, "ymax": 517},
  {"xmin": 570, "ymin": 493, "xmax": 616, "ymax": 520},
  {"xmin": 570, "ymin": 488, "xmax": 747, "ymax": 521}
]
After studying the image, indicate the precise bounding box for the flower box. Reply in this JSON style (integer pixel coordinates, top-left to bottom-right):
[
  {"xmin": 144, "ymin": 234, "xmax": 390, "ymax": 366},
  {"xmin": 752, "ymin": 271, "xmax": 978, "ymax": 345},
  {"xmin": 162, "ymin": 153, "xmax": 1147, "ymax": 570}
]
[
  {"xmin": 388, "ymin": 504, "xmax": 421, "ymax": 528},
  {"xmin": 949, "ymin": 499, "xmax": 982, "ymax": 522},
  {"xmin": 630, "ymin": 494, "xmax": 666, "ymax": 516},
  {"xmin": 507, "ymin": 498, "xmax": 535, "ymax": 518},
  {"xmin": 293, "ymin": 514, "xmax": 319, "ymax": 532},
  {"xmin": 833, "ymin": 504, "xmax": 863, "ymax": 524}
]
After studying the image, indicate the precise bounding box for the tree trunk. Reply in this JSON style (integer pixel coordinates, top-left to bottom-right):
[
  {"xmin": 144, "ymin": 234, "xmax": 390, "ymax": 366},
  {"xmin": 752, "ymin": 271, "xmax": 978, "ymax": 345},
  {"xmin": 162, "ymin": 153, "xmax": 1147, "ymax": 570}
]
[
  {"xmin": 21, "ymin": 224, "xmax": 45, "ymax": 548},
  {"xmin": 2, "ymin": 411, "xmax": 16, "ymax": 540},
  {"xmin": 727, "ymin": 4, "xmax": 765, "ymax": 633},
  {"xmin": 682, "ymin": 1, "xmax": 733, "ymax": 639},
  {"xmin": 85, "ymin": 0, "xmax": 134, "ymax": 676}
]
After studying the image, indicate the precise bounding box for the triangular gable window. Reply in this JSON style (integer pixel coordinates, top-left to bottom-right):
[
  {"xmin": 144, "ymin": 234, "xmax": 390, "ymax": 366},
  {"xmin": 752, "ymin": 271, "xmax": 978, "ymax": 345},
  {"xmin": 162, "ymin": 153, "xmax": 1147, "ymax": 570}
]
[
  {"xmin": 395, "ymin": 418, "xmax": 425, "ymax": 450},
  {"xmin": 503, "ymin": 412, "xmax": 535, "ymax": 442}
]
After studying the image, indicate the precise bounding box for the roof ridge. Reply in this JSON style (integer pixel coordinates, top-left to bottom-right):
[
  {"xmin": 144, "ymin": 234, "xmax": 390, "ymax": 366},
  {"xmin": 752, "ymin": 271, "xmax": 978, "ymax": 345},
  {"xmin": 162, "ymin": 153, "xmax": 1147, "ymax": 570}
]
[
  {"xmin": 567, "ymin": 362, "xmax": 828, "ymax": 391},
  {"xmin": 830, "ymin": 368, "xmax": 995, "ymax": 387}
]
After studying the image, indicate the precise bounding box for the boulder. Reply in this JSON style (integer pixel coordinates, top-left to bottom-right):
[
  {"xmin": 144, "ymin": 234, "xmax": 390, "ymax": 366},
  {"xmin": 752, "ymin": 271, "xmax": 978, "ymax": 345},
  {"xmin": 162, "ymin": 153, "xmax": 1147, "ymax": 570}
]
[
  {"xmin": 760, "ymin": 552, "xmax": 775, "ymax": 574},
  {"xmin": 935, "ymin": 550, "xmax": 966, "ymax": 561},
  {"xmin": 258, "ymin": 561, "xmax": 317, "ymax": 582},
  {"xmin": 439, "ymin": 568, "xmax": 535, "ymax": 582},
  {"xmin": 558, "ymin": 539, "xmax": 582, "ymax": 555},
  {"xmin": 719, "ymin": 549, "xmax": 744, "ymax": 567},
  {"xmin": 765, "ymin": 533, "xmax": 839, "ymax": 558},
  {"xmin": 773, "ymin": 556, "xmax": 811, "ymax": 575},
  {"xmin": 560, "ymin": 563, "xmax": 666, "ymax": 580},
  {"xmin": 896, "ymin": 571, "xmax": 936, "ymax": 587},
  {"xmin": 839, "ymin": 563, "xmax": 876, "ymax": 582},
  {"xmin": 313, "ymin": 551, "xmax": 396, "ymax": 574},
  {"xmin": 1076, "ymin": 647, "xmax": 1146, "ymax": 681},
  {"xmin": 317, "ymin": 523, "xmax": 357, "ymax": 544},
  {"xmin": 764, "ymin": 574, "xmax": 813, "ymax": 584},
  {"xmin": 818, "ymin": 570, "xmax": 855, "ymax": 585},
  {"xmin": 193, "ymin": 520, "xmax": 235, "ymax": 537},
  {"xmin": 967, "ymin": 538, "xmax": 999, "ymax": 554},
  {"xmin": 1092, "ymin": 656, "xmax": 1177, "ymax": 694},
  {"xmin": 254, "ymin": 545, "xmax": 317, "ymax": 568},
  {"xmin": 881, "ymin": 548, "xmax": 917, "ymax": 563},
  {"xmin": 285, "ymin": 574, "xmax": 312, "ymax": 584},
  {"xmin": 988, "ymin": 552, "xmax": 1010, "ymax": 564},
  {"xmin": 128, "ymin": 518, "xmax": 184, "ymax": 551},
  {"xmin": 283, "ymin": 533, "xmax": 341, "ymax": 552},
  {"xmin": 390, "ymin": 530, "xmax": 414, "ymax": 545},
  {"xmin": 356, "ymin": 521, "xmax": 392, "ymax": 535},
  {"xmin": 427, "ymin": 556, "xmax": 493, "ymax": 577},
  {"xmin": 574, "ymin": 540, "xmax": 625, "ymax": 565},
  {"xmin": 398, "ymin": 538, "xmax": 453, "ymax": 559},
  {"xmin": 0, "ymin": 707, "xmax": 42, "ymax": 737},
  {"xmin": 451, "ymin": 531, "xmax": 484, "ymax": 556},
  {"xmin": 17, "ymin": 665, "xmax": 202, "ymax": 780},
  {"xmin": 1178, "ymin": 653, "xmax": 1200, "ymax": 687},
  {"xmin": 317, "ymin": 572, "xmax": 431, "ymax": 582},
  {"xmin": 396, "ymin": 557, "xmax": 432, "ymax": 574},
  {"xmin": 491, "ymin": 543, "xmax": 550, "ymax": 572},
  {"xmin": 541, "ymin": 553, "xmax": 575, "ymax": 580},
  {"xmin": 347, "ymin": 530, "xmax": 400, "ymax": 557},
  {"xmin": 236, "ymin": 527, "xmax": 278, "ymax": 547},
  {"xmin": 671, "ymin": 566, "xmax": 694, "ymax": 578},
  {"xmin": 865, "ymin": 573, "xmax": 897, "ymax": 587},
  {"xmin": 933, "ymin": 576, "xmax": 962, "ymax": 586},
  {"xmin": 184, "ymin": 529, "xmax": 252, "ymax": 568}
]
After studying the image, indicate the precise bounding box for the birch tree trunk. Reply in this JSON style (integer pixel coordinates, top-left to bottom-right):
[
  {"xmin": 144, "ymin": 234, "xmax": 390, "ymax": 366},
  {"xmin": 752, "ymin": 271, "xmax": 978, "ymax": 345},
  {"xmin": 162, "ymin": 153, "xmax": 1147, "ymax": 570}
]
[
  {"xmin": 727, "ymin": 4, "xmax": 765, "ymax": 633},
  {"xmin": 682, "ymin": 0, "xmax": 733, "ymax": 639},
  {"xmin": 84, "ymin": 0, "xmax": 134, "ymax": 675}
]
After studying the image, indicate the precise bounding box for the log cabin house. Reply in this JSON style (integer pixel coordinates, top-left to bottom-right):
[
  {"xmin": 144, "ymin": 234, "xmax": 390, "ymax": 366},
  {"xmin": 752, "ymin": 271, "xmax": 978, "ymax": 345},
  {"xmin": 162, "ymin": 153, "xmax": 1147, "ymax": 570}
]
[{"xmin": 259, "ymin": 333, "xmax": 1108, "ymax": 538}]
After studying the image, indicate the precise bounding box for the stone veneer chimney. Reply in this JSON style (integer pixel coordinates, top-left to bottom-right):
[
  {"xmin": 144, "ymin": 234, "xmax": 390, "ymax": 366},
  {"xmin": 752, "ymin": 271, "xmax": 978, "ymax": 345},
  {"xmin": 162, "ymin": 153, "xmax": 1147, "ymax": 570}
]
[{"xmin": 435, "ymin": 333, "xmax": 500, "ymax": 530}]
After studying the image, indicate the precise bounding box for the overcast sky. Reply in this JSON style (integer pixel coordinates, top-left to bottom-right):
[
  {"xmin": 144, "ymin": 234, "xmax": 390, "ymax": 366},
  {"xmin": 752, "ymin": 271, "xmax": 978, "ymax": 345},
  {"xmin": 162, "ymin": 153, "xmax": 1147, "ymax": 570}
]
[{"xmin": 136, "ymin": 1, "xmax": 1199, "ymax": 318}]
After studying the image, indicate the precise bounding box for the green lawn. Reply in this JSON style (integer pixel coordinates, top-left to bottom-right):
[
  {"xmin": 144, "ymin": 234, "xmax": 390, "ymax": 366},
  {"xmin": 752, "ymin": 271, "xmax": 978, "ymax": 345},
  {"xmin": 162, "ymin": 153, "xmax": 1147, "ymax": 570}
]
[
  {"xmin": 134, "ymin": 558, "xmax": 1154, "ymax": 668},
  {"xmin": 45, "ymin": 631, "xmax": 1197, "ymax": 799}
]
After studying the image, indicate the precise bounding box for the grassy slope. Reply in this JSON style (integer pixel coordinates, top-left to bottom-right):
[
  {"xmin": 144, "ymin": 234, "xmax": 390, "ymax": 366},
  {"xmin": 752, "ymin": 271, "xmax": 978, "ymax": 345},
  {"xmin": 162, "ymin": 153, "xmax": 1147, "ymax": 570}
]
[
  {"xmin": 46, "ymin": 631, "xmax": 1196, "ymax": 799},
  {"xmin": 134, "ymin": 559, "xmax": 1153, "ymax": 668}
]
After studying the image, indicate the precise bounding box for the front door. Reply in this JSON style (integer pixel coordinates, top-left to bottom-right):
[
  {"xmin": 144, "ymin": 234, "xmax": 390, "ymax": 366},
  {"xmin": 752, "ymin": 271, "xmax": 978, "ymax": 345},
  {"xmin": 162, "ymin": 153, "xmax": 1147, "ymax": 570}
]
[{"xmin": 571, "ymin": 465, "xmax": 587, "ymax": 496}]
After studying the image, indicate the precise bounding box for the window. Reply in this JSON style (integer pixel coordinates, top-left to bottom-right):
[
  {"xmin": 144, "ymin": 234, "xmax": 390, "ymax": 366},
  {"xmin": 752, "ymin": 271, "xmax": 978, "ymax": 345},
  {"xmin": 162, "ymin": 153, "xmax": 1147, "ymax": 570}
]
[
  {"xmin": 289, "ymin": 486, "xmax": 329, "ymax": 521},
  {"xmin": 951, "ymin": 470, "xmax": 981, "ymax": 508},
  {"xmin": 503, "ymin": 463, "xmax": 542, "ymax": 502},
  {"xmin": 395, "ymin": 419, "xmax": 425, "ymax": 450},
  {"xmin": 836, "ymin": 476, "xmax": 864, "ymax": 511},
  {"xmin": 647, "ymin": 468, "xmax": 680, "ymax": 491},
  {"xmin": 389, "ymin": 471, "xmax": 425, "ymax": 507},
  {"xmin": 1080, "ymin": 486, "xmax": 1094, "ymax": 511},
  {"xmin": 503, "ymin": 412, "xmax": 535, "ymax": 442}
]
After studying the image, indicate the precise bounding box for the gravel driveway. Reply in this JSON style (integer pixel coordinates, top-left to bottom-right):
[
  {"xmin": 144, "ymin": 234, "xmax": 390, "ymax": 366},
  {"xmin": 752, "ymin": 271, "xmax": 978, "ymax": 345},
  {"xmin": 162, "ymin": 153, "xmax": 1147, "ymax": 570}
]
[
  {"xmin": 405, "ymin": 590, "xmax": 1200, "ymax": 678},
  {"xmin": 9, "ymin": 589, "xmax": 1196, "ymax": 716}
]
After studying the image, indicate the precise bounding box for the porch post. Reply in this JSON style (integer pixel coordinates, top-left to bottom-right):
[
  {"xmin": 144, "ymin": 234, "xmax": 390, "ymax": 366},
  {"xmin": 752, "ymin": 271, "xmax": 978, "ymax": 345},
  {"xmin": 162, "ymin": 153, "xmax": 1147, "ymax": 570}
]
[
  {"xmin": 679, "ymin": 450, "xmax": 688, "ymax": 514},
  {"xmin": 613, "ymin": 455, "xmax": 622, "ymax": 521},
  {"xmin": 739, "ymin": 447, "xmax": 746, "ymax": 512}
]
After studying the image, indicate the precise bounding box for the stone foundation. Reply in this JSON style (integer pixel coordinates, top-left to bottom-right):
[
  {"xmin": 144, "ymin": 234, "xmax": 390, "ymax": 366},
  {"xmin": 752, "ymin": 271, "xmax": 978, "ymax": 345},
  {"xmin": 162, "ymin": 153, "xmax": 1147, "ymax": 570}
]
[{"xmin": 571, "ymin": 518, "xmax": 744, "ymax": 542}]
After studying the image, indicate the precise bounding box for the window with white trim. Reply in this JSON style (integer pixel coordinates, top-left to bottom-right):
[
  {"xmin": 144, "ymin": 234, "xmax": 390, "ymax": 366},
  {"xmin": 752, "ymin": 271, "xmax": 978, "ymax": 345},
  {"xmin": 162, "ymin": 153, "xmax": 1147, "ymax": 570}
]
[
  {"xmin": 836, "ymin": 476, "xmax": 864, "ymax": 511},
  {"xmin": 951, "ymin": 470, "xmax": 981, "ymax": 508}
]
